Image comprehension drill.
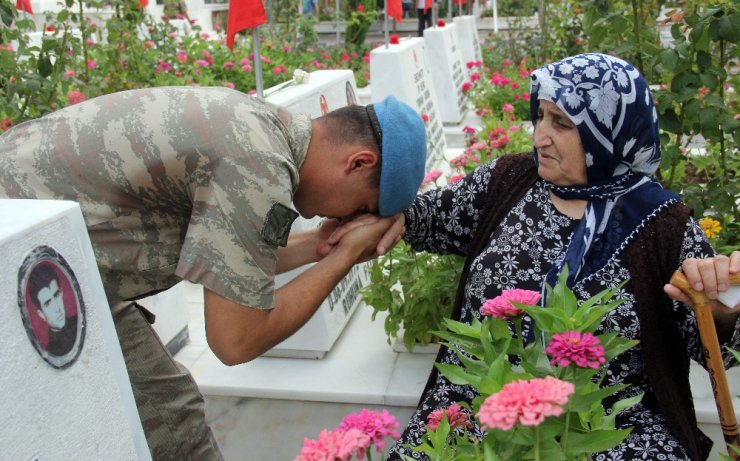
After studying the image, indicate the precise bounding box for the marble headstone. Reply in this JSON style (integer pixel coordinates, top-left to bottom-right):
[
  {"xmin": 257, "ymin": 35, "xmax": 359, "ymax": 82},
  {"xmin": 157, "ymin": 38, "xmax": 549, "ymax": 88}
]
[{"xmin": 0, "ymin": 199, "xmax": 150, "ymax": 460}]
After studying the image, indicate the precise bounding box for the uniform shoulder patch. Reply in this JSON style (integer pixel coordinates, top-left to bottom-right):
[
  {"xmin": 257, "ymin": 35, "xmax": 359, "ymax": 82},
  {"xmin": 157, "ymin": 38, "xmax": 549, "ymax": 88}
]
[{"xmin": 261, "ymin": 202, "xmax": 298, "ymax": 247}]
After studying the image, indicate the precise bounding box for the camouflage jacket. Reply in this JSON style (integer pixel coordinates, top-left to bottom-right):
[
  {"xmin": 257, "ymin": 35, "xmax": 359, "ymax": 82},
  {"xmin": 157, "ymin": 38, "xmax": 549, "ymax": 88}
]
[{"xmin": 0, "ymin": 86, "xmax": 310, "ymax": 309}]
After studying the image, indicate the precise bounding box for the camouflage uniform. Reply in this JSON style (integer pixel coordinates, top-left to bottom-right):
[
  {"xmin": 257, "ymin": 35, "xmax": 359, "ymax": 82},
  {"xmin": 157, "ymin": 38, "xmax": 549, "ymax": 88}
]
[{"xmin": 0, "ymin": 86, "xmax": 311, "ymax": 459}]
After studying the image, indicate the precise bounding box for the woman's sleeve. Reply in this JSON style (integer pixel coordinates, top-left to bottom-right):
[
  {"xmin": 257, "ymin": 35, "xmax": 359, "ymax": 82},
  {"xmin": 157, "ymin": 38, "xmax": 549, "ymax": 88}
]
[{"xmin": 403, "ymin": 160, "xmax": 497, "ymax": 256}]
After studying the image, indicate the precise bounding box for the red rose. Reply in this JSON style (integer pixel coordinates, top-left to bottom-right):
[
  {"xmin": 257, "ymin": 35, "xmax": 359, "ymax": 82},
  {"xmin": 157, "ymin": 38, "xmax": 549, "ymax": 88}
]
[
  {"xmin": 437, "ymin": 20, "xmax": 445, "ymax": 27},
  {"xmin": 389, "ymin": 34, "xmax": 400, "ymax": 44}
]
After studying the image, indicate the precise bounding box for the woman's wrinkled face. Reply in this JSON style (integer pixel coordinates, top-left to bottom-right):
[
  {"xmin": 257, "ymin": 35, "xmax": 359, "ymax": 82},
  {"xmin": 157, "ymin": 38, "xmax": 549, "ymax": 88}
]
[{"xmin": 533, "ymin": 100, "xmax": 588, "ymax": 187}]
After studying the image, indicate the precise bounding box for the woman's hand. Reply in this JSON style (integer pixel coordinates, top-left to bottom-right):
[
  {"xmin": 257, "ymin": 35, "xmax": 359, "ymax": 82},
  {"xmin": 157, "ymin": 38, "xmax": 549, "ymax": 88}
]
[
  {"xmin": 316, "ymin": 213, "xmax": 406, "ymax": 260},
  {"xmin": 665, "ymin": 251, "xmax": 740, "ymax": 304}
]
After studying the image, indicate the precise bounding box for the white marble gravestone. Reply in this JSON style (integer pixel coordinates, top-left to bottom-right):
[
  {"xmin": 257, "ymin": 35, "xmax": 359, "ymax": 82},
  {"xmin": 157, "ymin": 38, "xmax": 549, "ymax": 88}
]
[
  {"xmin": 423, "ymin": 23, "xmax": 468, "ymax": 124},
  {"xmin": 369, "ymin": 38, "xmax": 448, "ymax": 171},
  {"xmin": 453, "ymin": 15, "xmax": 483, "ymax": 68},
  {"xmin": 0, "ymin": 199, "xmax": 150, "ymax": 461},
  {"xmin": 264, "ymin": 70, "xmax": 368, "ymax": 359}
]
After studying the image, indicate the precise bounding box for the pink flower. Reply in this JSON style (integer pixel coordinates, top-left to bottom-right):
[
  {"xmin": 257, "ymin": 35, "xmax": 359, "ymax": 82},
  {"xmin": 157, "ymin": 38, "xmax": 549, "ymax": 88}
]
[
  {"xmin": 698, "ymin": 87, "xmax": 708, "ymax": 96},
  {"xmin": 427, "ymin": 403, "xmax": 472, "ymax": 431},
  {"xmin": 176, "ymin": 52, "xmax": 188, "ymax": 62},
  {"xmin": 509, "ymin": 125, "xmax": 520, "ymax": 132},
  {"xmin": 481, "ymin": 288, "xmax": 540, "ymax": 319},
  {"xmin": 502, "ymin": 58, "xmax": 512, "ymax": 67},
  {"xmin": 295, "ymin": 428, "xmax": 370, "ymax": 461},
  {"xmin": 357, "ymin": 4, "xmax": 364, "ymax": 11},
  {"xmin": 437, "ymin": 19, "xmax": 446, "ymax": 27},
  {"xmin": 470, "ymin": 72, "xmax": 480, "ymax": 82},
  {"xmin": 461, "ymin": 82, "xmax": 473, "ymax": 92},
  {"xmin": 502, "ymin": 103, "xmax": 514, "ymax": 113},
  {"xmin": 363, "ymin": 53, "xmax": 371, "ymax": 62},
  {"xmin": 63, "ymin": 70, "xmax": 76, "ymax": 78},
  {"xmin": 448, "ymin": 174, "xmax": 465, "ymax": 184},
  {"xmin": 223, "ymin": 61, "xmax": 235, "ymax": 70},
  {"xmin": 196, "ymin": 59, "xmax": 210, "ymax": 67},
  {"xmin": 422, "ymin": 170, "xmax": 443, "ymax": 187},
  {"xmin": 283, "ymin": 45, "xmax": 292, "ymax": 52},
  {"xmin": 242, "ymin": 64, "xmax": 253, "ymax": 72},
  {"xmin": 466, "ymin": 61, "xmax": 475, "ymax": 69},
  {"xmin": 1, "ymin": 117, "xmax": 13, "ymax": 132},
  {"xmin": 389, "ymin": 34, "xmax": 400, "ymax": 44},
  {"xmin": 510, "ymin": 81, "xmax": 520, "ymax": 90},
  {"xmin": 490, "ymin": 134, "xmax": 511, "ymax": 149},
  {"xmin": 478, "ymin": 376, "xmax": 574, "ymax": 431},
  {"xmin": 421, "ymin": 113, "xmax": 429, "ymax": 122},
  {"xmin": 462, "ymin": 125, "xmax": 476, "ymax": 134},
  {"xmin": 224, "ymin": 82, "xmax": 234, "ymax": 89},
  {"xmin": 67, "ymin": 90, "xmax": 86, "ymax": 105},
  {"xmin": 546, "ymin": 331, "xmax": 606, "ymax": 369},
  {"xmin": 0, "ymin": 44, "xmax": 13, "ymax": 52},
  {"xmin": 341, "ymin": 53, "xmax": 350, "ymax": 62},
  {"xmin": 87, "ymin": 59, "xmax": 97, "ymax": 70},
  {"xmin": 336, "ymin": 409, "xmax": 400, "ymax": 452}
]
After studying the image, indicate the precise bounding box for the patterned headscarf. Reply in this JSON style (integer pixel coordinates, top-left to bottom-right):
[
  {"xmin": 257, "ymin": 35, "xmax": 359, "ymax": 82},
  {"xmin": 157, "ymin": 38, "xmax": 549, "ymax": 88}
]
[{"xmin": 530, "ymin": 53, "xmax": 680, "ymax": 289}]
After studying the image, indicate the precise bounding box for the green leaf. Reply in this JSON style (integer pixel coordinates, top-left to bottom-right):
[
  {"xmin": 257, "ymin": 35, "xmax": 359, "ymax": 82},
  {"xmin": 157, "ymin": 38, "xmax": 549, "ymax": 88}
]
[
  {"xmin": 37, "ymin": 55, "xmax": 53, "ymax": 78},
  {"xmin": 565, "ymin": 429, "xmax": 632, "ymax": 455}
]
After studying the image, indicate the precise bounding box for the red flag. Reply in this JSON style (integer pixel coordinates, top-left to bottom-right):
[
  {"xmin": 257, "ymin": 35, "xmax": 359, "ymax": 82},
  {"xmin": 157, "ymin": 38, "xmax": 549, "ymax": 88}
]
[
  {"xmin": 16, "ymin": 0, "xmax": 33, "ymax": 14},
  {"xmin": 387, "ymin": 0, "xmax": 402, "ymax": 23},
  {"xmin": 423, "ymin": 0, "xmax": 432, "ymax": 13},
  {"xmin": 226, "ymin": 0, "xmax": 267, "ymax": 50},
  {"xmin": 138, "ymin": 0, "xmax": 148, "ymax": 8}
]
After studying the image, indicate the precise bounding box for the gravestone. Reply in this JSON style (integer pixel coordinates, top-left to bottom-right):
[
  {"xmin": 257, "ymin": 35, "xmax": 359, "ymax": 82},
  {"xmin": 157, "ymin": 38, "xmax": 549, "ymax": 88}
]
[
  {"xmin": 453, "ymin": 15, "xmax": 483, "ymax": 68},
  {"xmin": 423, "ymin": 23, "xmax": 468, "ymax": 124},
  {"xmin": 0, "ymin": 199, "xmax": 150, "ymax": 460},
  {"xmin": 263, "ymin": 69, "xmax": 369, "ymax": 359},
  {"xmin": 369, "ymin": 38, "xmax": 448, "ymax": 171}
]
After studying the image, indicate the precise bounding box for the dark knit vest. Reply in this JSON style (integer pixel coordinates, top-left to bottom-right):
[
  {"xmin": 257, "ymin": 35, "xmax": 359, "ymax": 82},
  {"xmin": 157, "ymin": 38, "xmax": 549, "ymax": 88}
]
[{"xmin": 420, "ymin": 152, "xmax": 712, "ymax": 460}]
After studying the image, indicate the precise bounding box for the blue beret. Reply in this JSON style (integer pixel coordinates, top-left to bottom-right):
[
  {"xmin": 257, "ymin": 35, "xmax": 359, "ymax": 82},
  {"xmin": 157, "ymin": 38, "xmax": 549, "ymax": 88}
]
[{"xmin": 371, "ymin": 96, "xmax": 427, "ymax": 216}]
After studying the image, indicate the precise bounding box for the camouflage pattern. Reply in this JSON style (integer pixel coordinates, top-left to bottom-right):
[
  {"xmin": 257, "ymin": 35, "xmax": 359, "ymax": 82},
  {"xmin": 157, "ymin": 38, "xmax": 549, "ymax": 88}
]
[
  {"xmin": 112, "ymin": 301, "xmax": 223, "ymax": 460},
  {"xmin": 0, "ymin": 86, "xmax": 311, "ymax": 309}
]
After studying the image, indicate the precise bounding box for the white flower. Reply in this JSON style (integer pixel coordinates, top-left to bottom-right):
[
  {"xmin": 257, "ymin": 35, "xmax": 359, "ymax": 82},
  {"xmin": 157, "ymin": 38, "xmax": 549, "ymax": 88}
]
[
  {"xmin": 615, "ymin": 70, "xmax": 629, "ymax": 88},
  {"xmin": 564, "ymin": 90, "xmax": 583, "ymax": 110},
  {"xmin": 293, "ymin": 68, "xmax": 310, "ymax": 84},
  {"xmin": 588, "ymin": 81, "xmax": 620, "ymax": 128},
  {"xmin": 584, "ymin": 65, "xmax": 600, "ymax": 79}
]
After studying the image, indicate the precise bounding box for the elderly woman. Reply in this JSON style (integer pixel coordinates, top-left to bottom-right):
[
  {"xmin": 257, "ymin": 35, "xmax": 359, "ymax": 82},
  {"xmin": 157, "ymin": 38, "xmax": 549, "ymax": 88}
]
[{"xmin": 384, "ymin": 53, "xmax": 740, "ymax": 460}]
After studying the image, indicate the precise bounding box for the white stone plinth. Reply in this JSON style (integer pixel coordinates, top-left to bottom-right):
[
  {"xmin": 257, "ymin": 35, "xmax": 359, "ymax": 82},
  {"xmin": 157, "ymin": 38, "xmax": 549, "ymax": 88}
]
[
  {"xmin": 423, "ymin": 23, "xmax": 468, "ymax": 124},
  {"xmin": 0, "ymin": 199, "xmax": 149, "ymax": 460},
  {"xmin": 453, "ymin": 15, "xmax": 483, "ymax": 67},
  {"xmin": 369, "ymin": 38, "xmax": 448, "ymax": 171}
]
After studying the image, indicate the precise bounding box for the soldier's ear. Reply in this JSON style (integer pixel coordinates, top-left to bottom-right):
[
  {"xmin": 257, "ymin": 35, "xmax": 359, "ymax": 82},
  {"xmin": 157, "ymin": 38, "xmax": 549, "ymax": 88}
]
[{"xmin": 345, "ymin": 150, "xmax": 378, "ymax": 173}]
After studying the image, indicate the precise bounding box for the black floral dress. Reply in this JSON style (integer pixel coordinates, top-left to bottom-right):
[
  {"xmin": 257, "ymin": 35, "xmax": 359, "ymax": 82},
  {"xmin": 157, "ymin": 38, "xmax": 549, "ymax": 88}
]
[{"xmin": 387, "ymin": 159, "xmax": 738, "ymax": 461}]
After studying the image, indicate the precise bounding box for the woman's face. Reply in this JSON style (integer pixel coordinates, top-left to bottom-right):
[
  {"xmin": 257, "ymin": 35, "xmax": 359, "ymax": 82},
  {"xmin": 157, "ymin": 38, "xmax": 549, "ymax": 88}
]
[{"xmin": 533, "ymin": 100, "xmax": 588, "ymax": 186}]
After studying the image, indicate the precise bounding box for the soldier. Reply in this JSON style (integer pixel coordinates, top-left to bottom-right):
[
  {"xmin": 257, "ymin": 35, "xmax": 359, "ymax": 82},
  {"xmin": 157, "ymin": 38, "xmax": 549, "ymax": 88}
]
[{"xmin": 0, "ymin": 86, "xmax": 427, "ymax": 459}]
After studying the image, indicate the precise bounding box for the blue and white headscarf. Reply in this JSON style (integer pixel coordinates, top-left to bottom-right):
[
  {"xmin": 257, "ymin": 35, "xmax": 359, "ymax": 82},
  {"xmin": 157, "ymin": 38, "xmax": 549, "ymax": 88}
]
[{"xmin": 530, "ymin": 53, "xmax": 680, "ymax": 290}]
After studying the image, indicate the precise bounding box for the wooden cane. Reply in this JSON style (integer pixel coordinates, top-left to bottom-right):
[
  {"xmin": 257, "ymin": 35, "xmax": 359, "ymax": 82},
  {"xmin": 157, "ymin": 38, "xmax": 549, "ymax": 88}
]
[{"xmin": 670, "ymin": 271, "xmax": 740, "ymax": 459}]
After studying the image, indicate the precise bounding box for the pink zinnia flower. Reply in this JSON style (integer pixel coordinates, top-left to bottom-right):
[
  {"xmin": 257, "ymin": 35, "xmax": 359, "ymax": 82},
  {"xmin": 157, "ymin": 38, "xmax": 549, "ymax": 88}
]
[
  {"xmin": 176, "ymin": 52, "xmax": 188, "ymax": 62},
  {"xmin": 421, "ymin": 113, "xmax": 429, "ymax": 122},
  {"xmin": 461, "ymin": 82, "xmax": 473, "ymax": 92},
  {"xmin": 698, "ymin": 87, "xmax": 708, "ymax": 96},
  {"xmin": 336, "ymin": 409, "xmax": 400, "ymax": 452},
  {"xmin": 491, "ymin": 134, "xmax": 511, "ymax": 149},
  {"xmin": 196, "ymin": 59, "xmax": 210, "ymax": 67},
  {"xmin": 223, "ymin": 61, "xmax": 235, "ymax": 70},
  {"xmin": 224, "ymin": 82, "xmax": 234, "ymax": 89},
  {"xmin": 341, "ymin": 53, "xmax": 350, "ymax": 62},
  {"xmin": 481, "ymin": 288, "xmax": 540, "ymax": 319},
  {"xmin": 427, "ymin": 403, "xmax": 472, "ymax": 431},
  {"xmin": 470, "ymin": 72, "xmax": 480, "ymax": 82},
  {"xmin": 546, "ymin": 331, "xmax": 606, "ymax": 369},
  {"xmin": 422, "ymin": 170, "xmax": 443, "ymax": 187},
  {"xmin": 242, "ymin": 64, "xmax": 253, "ymax": 72},
  {"xmin": 87, "ymin": 59, "xmax": 97, "ymax": 70},
  {"xmin": 63, "ymin": 70, "xmax": 76, "ymax": 78},
  {"xmin": 502, "ymin": 103, "xmax": 514, "ymax": 113},
  {"xmin": 448, "ymin": 174, "xmax": 465, "ymax": 184},
  {"xmin": 295, "ymin": 428, "xmax": 370, "ymax": 461},
  {"xmin": 477, "ymin": 376, "xmax": 574, "ymax": 431},
  {"xmin": 67, "ymin": 90, "xmax": 86, "ymax": 105},
  {"xmin": 357, "ymin": 4, "xmax": 364, "ymax": 11},
  {"xmin": 462, "ymin": 125, "xmax": 476, "ymax": 134},
  {"xmin": 502, "ymin": 58, "xmax": 512, "ymax": 67}
]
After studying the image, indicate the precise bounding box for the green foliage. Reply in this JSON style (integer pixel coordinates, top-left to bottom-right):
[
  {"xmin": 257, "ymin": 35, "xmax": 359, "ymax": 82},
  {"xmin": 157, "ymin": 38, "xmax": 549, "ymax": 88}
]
[
  {"xmin": 360, "ymin": 241, "xmax": 464, "ymax": 351},
  {"xmin": 344, "ymin": 0, "xmax": 377, "ymax": 49},
  {"xmin": 411, "ymin": 269, "xmax": 641, "ymax": 461}
]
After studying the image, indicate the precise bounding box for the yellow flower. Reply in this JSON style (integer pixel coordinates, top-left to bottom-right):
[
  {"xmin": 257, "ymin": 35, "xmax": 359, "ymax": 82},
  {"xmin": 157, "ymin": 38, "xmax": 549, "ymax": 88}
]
[{"xmin": 698, "ymin": 217, "xmax": 722, "ymax": 239}]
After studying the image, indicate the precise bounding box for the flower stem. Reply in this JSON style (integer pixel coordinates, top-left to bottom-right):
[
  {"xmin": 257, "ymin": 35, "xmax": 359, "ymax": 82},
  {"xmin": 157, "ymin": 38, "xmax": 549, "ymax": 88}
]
[{"xmin": 534, "ymin": 426, "xmax": 541, "ymax": 461}]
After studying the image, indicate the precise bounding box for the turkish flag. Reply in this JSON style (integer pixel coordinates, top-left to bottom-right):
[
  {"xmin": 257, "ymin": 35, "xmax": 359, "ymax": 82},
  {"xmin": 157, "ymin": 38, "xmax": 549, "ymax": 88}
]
[
  {"xmin": 226, "ymin": 0, "xmax": 268, "ymax": 50},
  {"xmin": 424, "ymin": 0, "xmax": 432, "ymax": 13},
  {"xmin": 387, "ymin": 0, "xmax": 402, "ymax": 23},
  {"xmin": 16, "ymin": 0, "xmax": 33, "ymax": 14}
]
